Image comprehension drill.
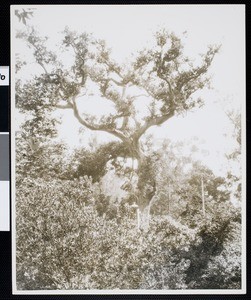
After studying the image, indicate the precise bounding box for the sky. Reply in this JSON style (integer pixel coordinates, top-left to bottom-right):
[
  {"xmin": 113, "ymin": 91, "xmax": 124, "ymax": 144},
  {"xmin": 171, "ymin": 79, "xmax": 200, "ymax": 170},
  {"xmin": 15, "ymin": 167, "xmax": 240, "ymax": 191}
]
[{"xmin": 12, "ymin": 5, "xmax": 245, "ymax": 176}]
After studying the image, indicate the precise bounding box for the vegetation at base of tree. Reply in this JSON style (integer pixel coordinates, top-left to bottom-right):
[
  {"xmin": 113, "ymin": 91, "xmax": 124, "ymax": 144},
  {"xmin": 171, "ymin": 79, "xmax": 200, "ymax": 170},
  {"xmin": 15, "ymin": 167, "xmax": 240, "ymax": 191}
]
[
  {"xmin": 15, "ymin": 23, "xmax": 242, "ymax": 290},
  {"xmin": 16, "ymin": 174, "xmax": 241, "ymax": 290},
  {"xmin": 16, "ymin": 137, "xmax": 241, "ymax": 290}
]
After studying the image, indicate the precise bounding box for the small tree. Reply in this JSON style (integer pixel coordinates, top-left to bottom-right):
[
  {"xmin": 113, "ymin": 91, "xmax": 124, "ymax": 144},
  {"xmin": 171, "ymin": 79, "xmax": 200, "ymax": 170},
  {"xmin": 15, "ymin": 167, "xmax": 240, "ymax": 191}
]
[{"xmin": 16, "ymin": 27, "xmax": 219, "ymax": 228}]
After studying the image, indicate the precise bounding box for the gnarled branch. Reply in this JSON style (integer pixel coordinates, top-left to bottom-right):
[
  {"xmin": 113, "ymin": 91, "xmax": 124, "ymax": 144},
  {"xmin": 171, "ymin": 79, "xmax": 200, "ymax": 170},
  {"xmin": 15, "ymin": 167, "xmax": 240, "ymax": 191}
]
[
  {"xmin": 71, "ymin": 97, "xmax": 127, "ymax": 142},
  {"xmin": 134, "ymin": 110, "xmax": 174, "ymax": 140}
]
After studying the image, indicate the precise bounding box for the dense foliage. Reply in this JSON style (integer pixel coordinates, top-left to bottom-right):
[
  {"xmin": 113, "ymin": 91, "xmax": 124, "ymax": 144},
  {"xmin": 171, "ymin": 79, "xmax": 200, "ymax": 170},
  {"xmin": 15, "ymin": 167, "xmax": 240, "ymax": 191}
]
[
  {"xmin": 16, "ymin": 175, "xmax": 241, "ymax": 290},
  {"xmin": 16, "ymin": 138, "xmax": 241, "ymax": 290},
  {"xmin": 15, "ymin": 21, "xmax": 242, "ymax": 290}
]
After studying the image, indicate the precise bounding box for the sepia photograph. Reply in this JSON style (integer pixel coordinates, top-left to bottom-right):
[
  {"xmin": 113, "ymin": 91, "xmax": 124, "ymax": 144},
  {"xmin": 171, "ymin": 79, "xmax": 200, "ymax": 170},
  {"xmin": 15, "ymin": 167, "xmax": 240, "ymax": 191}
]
[{"xmin": 11, "ymin": 5, "xmax": 245, "ymax": 294}]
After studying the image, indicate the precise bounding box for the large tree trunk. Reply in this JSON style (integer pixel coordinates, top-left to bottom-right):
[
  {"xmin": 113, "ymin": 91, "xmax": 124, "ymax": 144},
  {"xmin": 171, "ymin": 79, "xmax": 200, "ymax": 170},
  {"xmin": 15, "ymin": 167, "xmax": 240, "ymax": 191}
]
[{"xmin": 112, "ymin": 138, "xmax": 156, "ymax": 230}]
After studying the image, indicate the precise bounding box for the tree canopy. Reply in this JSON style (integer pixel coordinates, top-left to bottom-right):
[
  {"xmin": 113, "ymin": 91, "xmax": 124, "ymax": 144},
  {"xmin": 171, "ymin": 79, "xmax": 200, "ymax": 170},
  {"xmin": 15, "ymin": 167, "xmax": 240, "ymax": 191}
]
[
  {"xmin": 16, "ymin": 27, "xmax": 221, "ymax": 227},
  {"xmin": 16, "ymin": 28, "xmax": 219, "ymax": 157},
  {"xmin": 13, "ymin": 9, "xmax": 243, "ymax": 292},
  {"xmin": 13, "ymin": 25, "xmax": 241, "ymax": 289}
]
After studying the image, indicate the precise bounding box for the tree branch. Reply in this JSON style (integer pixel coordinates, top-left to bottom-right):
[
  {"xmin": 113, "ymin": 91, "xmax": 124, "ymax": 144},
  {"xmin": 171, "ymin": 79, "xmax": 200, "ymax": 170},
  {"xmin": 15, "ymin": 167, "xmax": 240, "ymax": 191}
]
[
  {"xmin": 102, "ymin": 59, "xmax": 123, "ymax": 79},
  {"xmin": 107, "ymin": 77, "xmax": 124, "ymax": 87},
  {"xmin": 38, "ymin": 61, "xmax": 48, "ymax": 74},
  {"xmin": 134, "ymin": 110, "xmax": 174, "ymax": 140},
  {"xmin": 71, "ymin": 97, "xmax": 127, "ymax": 142},
  {"xmin": 54, "ymin": 103, "xmax": 73, "ymax": 109}
]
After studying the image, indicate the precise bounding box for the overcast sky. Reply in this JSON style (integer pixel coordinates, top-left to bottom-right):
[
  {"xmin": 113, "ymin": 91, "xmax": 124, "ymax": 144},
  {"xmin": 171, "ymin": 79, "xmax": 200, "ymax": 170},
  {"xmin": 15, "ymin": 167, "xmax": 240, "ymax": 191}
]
[{"xmin": 12, "ymin": 5, "xmax": 245, "ymax": 176}]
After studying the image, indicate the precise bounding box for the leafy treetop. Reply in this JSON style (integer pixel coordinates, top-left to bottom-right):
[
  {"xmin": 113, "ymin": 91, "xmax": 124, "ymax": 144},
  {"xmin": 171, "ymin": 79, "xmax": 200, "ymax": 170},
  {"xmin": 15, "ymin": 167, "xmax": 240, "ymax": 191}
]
[{"xmin": 16, "ymin": 27, "xmax": 220, "ymax": 159}]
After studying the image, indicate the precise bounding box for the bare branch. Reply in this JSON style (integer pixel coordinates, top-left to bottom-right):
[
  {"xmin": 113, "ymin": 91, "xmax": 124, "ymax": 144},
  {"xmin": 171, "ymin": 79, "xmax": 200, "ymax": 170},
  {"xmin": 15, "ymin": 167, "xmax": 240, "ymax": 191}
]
[
  {"xmin": 71, "ymin": 97, "xmax": 127, "ymax": 142},
  {"xmin": 129, "ymin": 94, "xmax": 150, "ymax": 100},
  {"xmin": 38, "ymin": 61, "xmax": 48, "ymax": 74},
  {"xmin": 134, "ymin": 110, "xmax": 174, "ymax": 140},
  {"xmin": 106, "ymin": 77, "xmax": 124, "ymax": 87},
  {"xmin": 54, "ymin": 103, "xmax": 73, "ymax": 109}
]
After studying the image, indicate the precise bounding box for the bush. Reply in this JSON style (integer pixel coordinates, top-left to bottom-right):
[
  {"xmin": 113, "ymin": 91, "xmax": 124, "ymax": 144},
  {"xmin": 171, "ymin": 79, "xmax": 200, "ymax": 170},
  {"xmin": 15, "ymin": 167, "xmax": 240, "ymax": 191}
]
[{"xmin": 16, "ymin": 177, "xmax": 197, "ymax": 290}]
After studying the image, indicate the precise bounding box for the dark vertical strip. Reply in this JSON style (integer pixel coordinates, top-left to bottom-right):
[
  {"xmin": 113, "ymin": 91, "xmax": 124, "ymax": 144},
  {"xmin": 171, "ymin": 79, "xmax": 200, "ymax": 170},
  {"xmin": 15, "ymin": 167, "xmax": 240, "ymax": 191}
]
[
  {"xmin": 0, "ymin": 232, "xmax": 11, "ymax": 296},
  {"xmin": 0, "ymin": 3, "xmax": 10, "ymax": 66},
  {"xmin": 0, "ymin": 0, "xmax": 11, "ymax": 296},
  {"xmin": 0, "ymin": 86, "xmax": 9, "ymax": 132}
]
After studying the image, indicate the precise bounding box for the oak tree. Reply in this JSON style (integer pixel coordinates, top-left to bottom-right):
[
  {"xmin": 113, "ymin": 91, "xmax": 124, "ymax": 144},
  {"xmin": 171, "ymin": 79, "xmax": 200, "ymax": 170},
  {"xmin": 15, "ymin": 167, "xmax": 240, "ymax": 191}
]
[{"xmin": 16, "ymin": 28, "xmax": 219, "ymax": 228}]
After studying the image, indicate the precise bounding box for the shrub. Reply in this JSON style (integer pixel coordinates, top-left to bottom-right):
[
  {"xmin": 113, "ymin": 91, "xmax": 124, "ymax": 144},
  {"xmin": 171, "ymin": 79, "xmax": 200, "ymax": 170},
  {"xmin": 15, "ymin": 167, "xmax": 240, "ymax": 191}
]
[{"xmin": 16, "ymin": 177, "xmax": 197, "ymax": 290}]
